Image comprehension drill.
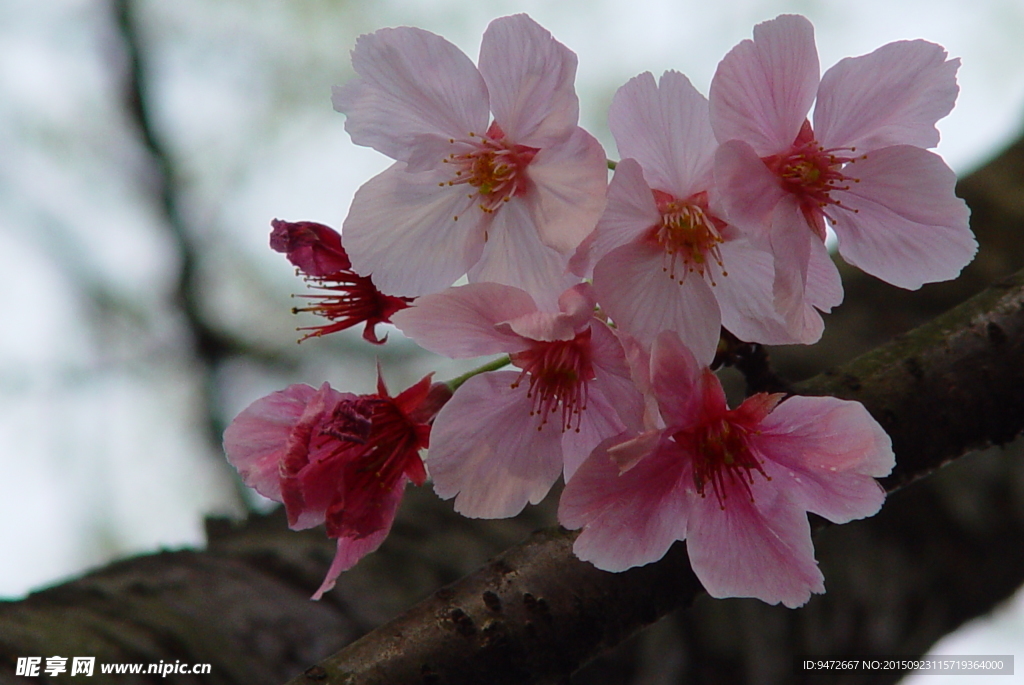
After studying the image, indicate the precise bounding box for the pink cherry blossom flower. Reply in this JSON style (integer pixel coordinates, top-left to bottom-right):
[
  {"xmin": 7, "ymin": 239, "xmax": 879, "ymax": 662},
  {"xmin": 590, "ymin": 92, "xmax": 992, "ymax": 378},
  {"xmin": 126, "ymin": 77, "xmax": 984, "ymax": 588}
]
[
  {"xmin": 333, "ymin": 14, "xmax": 606, "ymax": 308},
  {"xmin": 270, "ymin": 219, "xmax": 412, "ymax": 344},
  {"xmin": 223, "ymin": 373, "xmax": 448, "ymax": 599},
  {"xmin": 571, "ymin": 71, "xmax": 841, "ymax": 361},
  {"xmin": 559, "ymin": 331, "xmax": 894, "ymax": 608},
  {"xmin": 392, "ymin": 282, "xmax": 643, "ymax": 518},
  {"xmin": 709, "ymin": 14, "xmax": 975, "ymax": 329}
]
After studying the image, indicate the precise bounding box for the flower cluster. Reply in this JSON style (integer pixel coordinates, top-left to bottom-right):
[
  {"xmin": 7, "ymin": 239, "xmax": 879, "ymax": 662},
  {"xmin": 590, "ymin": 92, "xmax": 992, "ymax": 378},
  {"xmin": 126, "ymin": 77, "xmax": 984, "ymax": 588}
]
[{"xmin": 224, "ymin": 14, "xmax": 971, "ymax": 605}]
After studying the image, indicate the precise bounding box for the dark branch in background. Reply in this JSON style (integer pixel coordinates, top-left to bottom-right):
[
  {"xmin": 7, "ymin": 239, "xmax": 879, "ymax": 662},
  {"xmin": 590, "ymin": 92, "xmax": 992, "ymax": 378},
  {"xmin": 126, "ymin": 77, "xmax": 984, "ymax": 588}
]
[{"xmin": 109, "ymin": 0, "xmax": 296, "ymax": 485}]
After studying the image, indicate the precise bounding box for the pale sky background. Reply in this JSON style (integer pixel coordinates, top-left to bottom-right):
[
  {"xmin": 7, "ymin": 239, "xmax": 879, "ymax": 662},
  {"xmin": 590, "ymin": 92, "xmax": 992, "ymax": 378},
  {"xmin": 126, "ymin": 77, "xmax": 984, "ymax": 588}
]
[{"xmin": 2, "ymin": 0, "xmax": 1024, "ymax": 678}]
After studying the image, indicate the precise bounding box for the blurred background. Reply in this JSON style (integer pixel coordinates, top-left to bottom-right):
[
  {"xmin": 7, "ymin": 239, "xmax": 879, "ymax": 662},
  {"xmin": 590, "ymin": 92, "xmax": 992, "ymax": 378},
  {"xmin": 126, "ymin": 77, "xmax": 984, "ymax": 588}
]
[{"xmin": 2, "ymin": 0, "xmax": 1024, "ymax": 678}]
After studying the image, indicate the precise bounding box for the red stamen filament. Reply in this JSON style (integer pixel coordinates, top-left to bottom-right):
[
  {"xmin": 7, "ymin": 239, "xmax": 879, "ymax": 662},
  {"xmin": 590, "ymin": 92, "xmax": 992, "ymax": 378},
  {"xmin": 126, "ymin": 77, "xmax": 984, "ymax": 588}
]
[
  {"xmin": 509, "ymin": 330, "xmax": 595, "ymax": 432},
  {"xmin": 681, "ymin": 417, "xmax": 769, "ymax": 509}
]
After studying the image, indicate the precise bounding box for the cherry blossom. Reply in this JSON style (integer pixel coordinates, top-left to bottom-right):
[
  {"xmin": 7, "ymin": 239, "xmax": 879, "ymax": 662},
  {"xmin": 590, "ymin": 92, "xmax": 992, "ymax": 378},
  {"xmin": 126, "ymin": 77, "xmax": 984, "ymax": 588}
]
[
  {"xmin": 223, "ymin": 373, "xmax": 447, "ymax": 599},
  {"xmin": 709, "ymin": 14, "xmax": 975, "ymax": 329},
  {"xmin": 392, "ymin": 282, "xmax": 643, "ymax": 518},
  {"xmin": 270, "ymin": 219, "xmax": 411, "ymax": 344},
  {"xmin": 571, "ymin": 71, "xmax": 841, "ymax": 360},
  {"xmin": 559, "ymin": 331, "xmax": 894, "ymax": 608},
  {"xmin": 333, "ymin": 14, "xmax": 606, "ymax": 308}
]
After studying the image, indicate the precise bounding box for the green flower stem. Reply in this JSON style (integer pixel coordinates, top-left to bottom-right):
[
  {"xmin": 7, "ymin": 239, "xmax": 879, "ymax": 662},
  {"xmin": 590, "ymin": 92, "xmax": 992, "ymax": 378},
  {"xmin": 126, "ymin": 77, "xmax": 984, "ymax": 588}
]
[
  {"xmin": 444, "ymin": 355, "xmax": 512, "ymax": 392},
  {"xmin": 607, "ymin": 158, "xmax": 617, "ymax": 170}
]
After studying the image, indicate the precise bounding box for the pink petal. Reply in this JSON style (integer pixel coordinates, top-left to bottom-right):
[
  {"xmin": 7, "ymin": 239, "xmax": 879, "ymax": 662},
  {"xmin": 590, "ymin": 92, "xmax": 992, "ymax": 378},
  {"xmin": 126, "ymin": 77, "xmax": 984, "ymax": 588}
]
[
  {"xmin": 311, "ymin": 478, "xmax": 405, "ymax": 600},
  {"xmin": 713, "ymin": 239, "xmax": 812, "ymax": 345},
  {"xmin": 754, "ymin": 395, "xmax": 894, "ymax": 523},
  {"xmin": 428, "ymin": 372, "xmax": 564, "ymax": 518},
  {"xmin": 649, "ymin": 331, "xmax": 719, "ymax": 429},
  {"xmin": 815, "ymin": 41, "xmax": 959, "ymax": 151},
  {"xmin": 587, "ymin": 321, "xmax": 646, "ymax": 433},
  {"xmin": 560, "ymin": 437, "xmax": 691, "ymax": 572},
  {"xmin": 342, "ymin": 163, "xmax": 483, "ymax": 297},
  {"xmin": 609, "ymin": 70, "xmax": 716, "ymax": 197},
  {"xmin": 391, "ymin": 283, "xmax": 536, "ymax": 358},
  {"xmin": 478, "ymin": 14, "xmax": 580, "ymax": 145},
  {"xmin": 333, "ymin": 26, "xmax": 489, "ymax": 162},
  {"xmin": 559, "ymin": 321, "xmax": 644, "ymax": 477},
  {"xmin": 466, "ymin": 197, "xmax": 580, "ymax": 311},
  {"xmin": 806, "ymin": 236, "xmax": 844, "ymax": 312},
  {"xmin": 569, "ymin": 158, "xmax": 660, "ymax": 277},
  {"xmin": 766, "ymin": 196, "xmax": 816, "ymax": 330},
  {"xmin": 496, "ymin": 283, "xmax": 594, "ymax": 341},
  {"xmin": 713, "ymin": 139, "xmax": 786, "ymax": 239},
  {"xmin": 525, "ymin": 126, "xmax": 609, "ymax": 255},
  {"xmin": 223, "ymin": 383, "xmax": 321, "ymax": 502},
  {"xmin": 686, "ymin": 479, "xmax": 824, "ymax": 608},
  {"xmin": 709, "ymin": 14, "xmax": 819, "ymax": 155},
  {"xmin": 831, "ymin": 146, "xmax": 975, "ymax": 289},
  {"xmin": 593, "ymin": 242, "xmax": 721, "ymax": 365},
  {"xmin": 559, "ymin": 388, "xmax": 627, "ymax": 480}
]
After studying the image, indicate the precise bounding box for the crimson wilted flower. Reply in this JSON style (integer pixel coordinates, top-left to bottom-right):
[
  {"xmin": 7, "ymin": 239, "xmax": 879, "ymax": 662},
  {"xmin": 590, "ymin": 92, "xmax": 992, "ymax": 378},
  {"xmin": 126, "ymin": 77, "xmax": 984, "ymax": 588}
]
[
  {"xmin": 270, "ymin": 219, "xmax": 411, "ymax": 344},
  {"xmin": 223, "ymin": 373, "xmax": 449, "ymax": 599},
  {"xmin": 560, "ymin": 331, "xmax": 894, "ymax": 608}
]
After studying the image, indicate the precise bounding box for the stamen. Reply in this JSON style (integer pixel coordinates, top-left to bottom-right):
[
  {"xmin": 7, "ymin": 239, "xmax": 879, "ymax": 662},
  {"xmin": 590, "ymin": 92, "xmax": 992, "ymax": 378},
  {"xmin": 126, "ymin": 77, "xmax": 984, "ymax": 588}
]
[
  {"xmin": 649, "ymin": 190, "xmax": 728, "ymax": 285},
  {"xmin": 444, "ymin": 122, "xmax": 538, "ymax": 217},
  {"xmin": 676, "ymin": 414, "xmax": 770, "ymax": 509},
  {"xmin": 509, "ymin": 329, "xmax": 595, "ymax": 432},
  {"xmin": 763, "ymin": 120, "xmax": 865, "ymax": 240}
]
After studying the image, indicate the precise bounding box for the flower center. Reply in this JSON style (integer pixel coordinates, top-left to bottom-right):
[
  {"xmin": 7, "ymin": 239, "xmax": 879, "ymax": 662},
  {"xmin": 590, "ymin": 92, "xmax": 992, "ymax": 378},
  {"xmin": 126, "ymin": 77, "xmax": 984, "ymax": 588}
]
[
  {"xmin": 649, "ymin": 190, "xmax": 727, "ymax": 284},
  {"xmin": 676, "ymin": 414, "xmax": 769, "ymax": 508},
  {"xmin": 443, "ymin": 121, "xmax": 538, "ymax": 217},
  {"xmin": 292, "ymin": 270, "xmax": 412, "ymax": 344},
  {"xmin": 509, "ymin": 328, "xmax": 595, "ymax": 432},
  {"xmin": 763, "ymin": 120, "xmax": 863, "ymax": 240}
]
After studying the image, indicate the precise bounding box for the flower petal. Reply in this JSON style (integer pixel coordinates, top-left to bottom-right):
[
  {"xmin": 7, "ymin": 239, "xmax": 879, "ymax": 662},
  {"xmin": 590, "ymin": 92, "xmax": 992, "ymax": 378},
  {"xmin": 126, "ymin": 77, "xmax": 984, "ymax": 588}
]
[
  {"xmin": 311, "ymin": 479, "xmax": 404, "ymax": 600},
  {"xmin": 766, "ymin": 196, "xmax": 816, "ymax": 331},
  {"xmin": 650, "ymin": 331, "xmax": 720, "ymax": 429},
  {"xmin": 342, "ymin": 163, "xmax": 483, "ymax": 297},
  {"xmin": 525, "ymin": 126, "xmax": 609, "ymax": 255},
  {"xmin": 713, "ymin": 238, "xmax": 823, "ymax": 345},
  {"xmin": 755, "ymin": 395, "xmax": 893, "ymax": 524},
  {"xmin": 815, "ymin": 40, "xmax": 959, "ymax": 151},
  {"xmin": 467, "ymin": 197, "xmax": 580, "ymax": 311},
  {"xmin": 686, "ymin": 479, "xmax": 824, "ymax": 608},
  {"xmin": 569, "ymin": 158, "xmax": 660, "ymax": 277},
  {"xmin": 831, "ymin": 146, "xmax": 975, "ymax": 289},
  {"xmin": 560, "ymin": 321, "xmax": 644, "ymax": 477},
  {"xmin": 609, "ymin": 70, "xmax": 716, "ymax": 197},
  {"xmin": 223, "ymin": 384, "xmax": 321, "ymax": 503},
  {"xmin": 710, "ymin": 14, "xmax": 819, "ymax": 155},
  {"xmin": 428, "ymin": 372, "xmax": 564, "ymax": 518},
  {"xmin": 560, "ymin": 437, "xmax": 691, "ymax": 571},
  {"xmin": 478, "ymin": 14, "xmax": 580, "ymax": 145},
  {"xmin": 714, "ymin": 139, "xmax": 786, "ymax": 239},
  {"xmin": 391, "ymin": 282, "xmax": 536, "ymax": 357},
  {"xmin": 333, "ymin": 26, "xmax": 489, "ymax": 161},
  {"xmin": 593, "ymin": 242, "xmax": 721, "ymax": 364}
]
